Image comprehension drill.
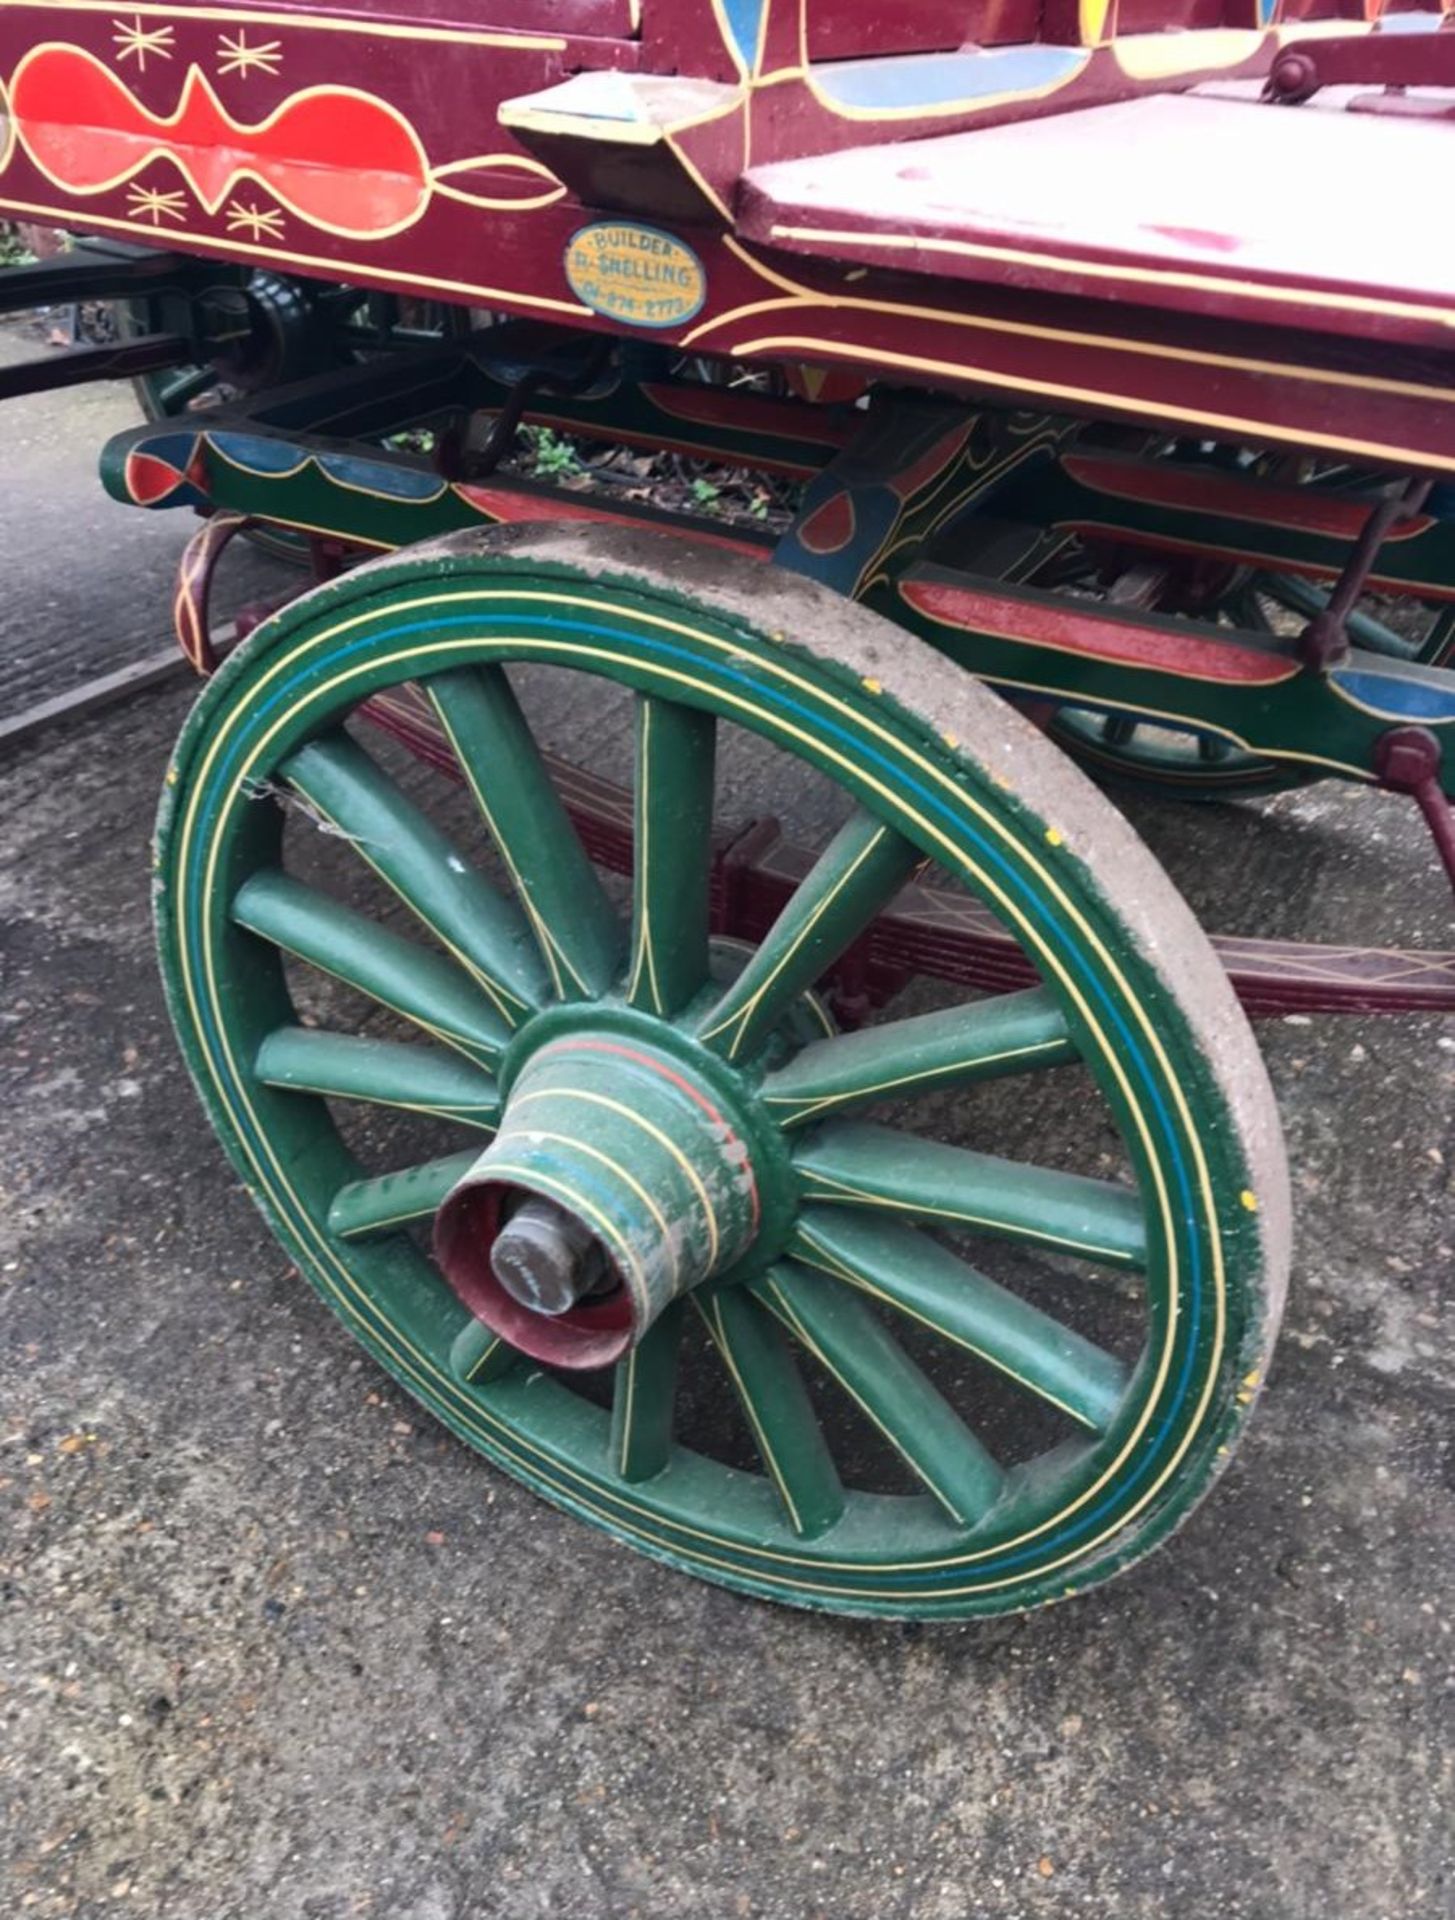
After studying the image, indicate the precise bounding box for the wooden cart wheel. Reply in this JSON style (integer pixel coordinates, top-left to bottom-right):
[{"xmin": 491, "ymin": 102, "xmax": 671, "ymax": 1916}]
[{"xmin": 155, "ymin": 526, "xmax": 1289, "ymax": 1618}]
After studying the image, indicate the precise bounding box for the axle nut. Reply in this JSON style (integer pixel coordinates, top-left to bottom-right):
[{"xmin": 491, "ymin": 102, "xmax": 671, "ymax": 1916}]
[{"xmin": 490, "ymin": 1196, "xmax": 610, "ymax": 1317}]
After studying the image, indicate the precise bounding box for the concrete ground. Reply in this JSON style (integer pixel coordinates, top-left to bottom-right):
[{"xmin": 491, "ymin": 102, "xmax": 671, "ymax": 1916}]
[
  {"xmin": 0, "ymin": 319, "xmax": 290, "ymax": 724},
  {"xmin": 0, "ymin": 334, "xmax": 1452, "ymax": 1920}
]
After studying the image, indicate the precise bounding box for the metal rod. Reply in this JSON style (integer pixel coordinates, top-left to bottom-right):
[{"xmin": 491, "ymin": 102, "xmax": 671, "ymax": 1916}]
[
  {"xmin": 1373, "ymin": 727, "xmax": 1455, "ymax": 900},
  {"xmin": 1299, "ymin": 477, "xmax": 1433, "ymax": 669},
  {"xmin": 0, "ymin": 333, "xmax": 193, "ymax": 401},
  {"xmin": 0, "ymin": 245, "xmax": 212, "ymax": 315}
]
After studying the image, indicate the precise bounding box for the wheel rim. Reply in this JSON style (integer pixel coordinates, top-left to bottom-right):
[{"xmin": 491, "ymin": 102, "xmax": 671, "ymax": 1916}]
[{"xmin": 156, "ymin": 527, "xmax": 1288, "ymax": 1617}]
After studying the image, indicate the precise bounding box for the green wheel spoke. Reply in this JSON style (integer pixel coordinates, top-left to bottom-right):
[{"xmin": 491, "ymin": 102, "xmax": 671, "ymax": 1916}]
[
  {"xmin": 232, "ymin": 871, "xmax": 509, "ymax": 1069},
  {"xmin": 426, "ymin": 665, "xmax": 624, "ymax": 1001},
  {"xmin": 761, "ymin": 986, "xmax": 1076, "ymax": 1129},
  {"xmin": 794, "ymin": 1121, "xmax": 1145, "ymax": 1270},
  {"xmin": 790, "ymin": 1211, "xmax": 1129, "ymax": 1435},
  {"xmin": 755, "ymin": 1263, "xmax": 1006, "ymax": 1528},
  {"xmin": 450, "ymin": 1319, "xmax": 521, "ymax": 1386},
  {"xmin": 610, "ymin": 1298, "xmax": 685, "ymax": 1483},
  {"xmin": 254, "ymin": 1026, "xmax": 501, "ymax": 1131},
  {"xmin": 281, "ymin": 731, "xmax": 546, "ymax": 1024},
  {"xmin": 628, "ymin": 696, "xmax": 716, "ymax": 1017},
  {"xmin": 696, "ymin": 809, "xmax": 921, "ymax": 1062},
  {"xmin": 696, "ymin": 1289, "xmax": 845, "ymax": 1539},
  {"xmin": 327, "ymin": 1148, "xmax": 481, "ymax": 1240}
]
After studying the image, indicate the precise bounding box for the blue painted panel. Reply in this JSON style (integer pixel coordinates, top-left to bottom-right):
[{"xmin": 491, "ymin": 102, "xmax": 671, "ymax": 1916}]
[
  {"xmin": 317, "ymin": 451, "xmax": 446, "ymax": 501},
  {"xmin": 811, "ymin": 44, "xmax": 1088, "ymax": 113},
  {"xmin": 135, "ymin": 429, "xmax": 200, "ymax": 470},
  {"xmin": 1334, "ymin": 667, "xmax": 1455, "ymax": 724},
  {"xmin": 719, "ymin": 0, "xmax": 766, "ymax": 70},
  {"xmin": 210, "ymin": 431, "xmax": 308, "ymax": 476}
]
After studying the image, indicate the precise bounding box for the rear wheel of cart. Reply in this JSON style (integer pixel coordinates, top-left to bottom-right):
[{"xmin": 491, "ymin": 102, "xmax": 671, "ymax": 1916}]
[{"xmin": 155, "ymin": 526, "xmax": 1289, "ymax": 1617}]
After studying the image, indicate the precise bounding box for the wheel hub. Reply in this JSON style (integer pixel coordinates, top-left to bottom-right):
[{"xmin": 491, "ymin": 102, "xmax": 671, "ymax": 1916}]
[{"xmin": 434, "ymin": 1032, "xmax": 767, "ymax": 1368}]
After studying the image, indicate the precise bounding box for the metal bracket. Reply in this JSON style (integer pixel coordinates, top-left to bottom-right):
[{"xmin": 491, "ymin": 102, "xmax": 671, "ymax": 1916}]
[
  {"xmin": 0, "ymin": 242, "xmax": 251, "ymax": 400},
  {"xmin": 1374, "ymin": 726, "xmax": 1455, "ymax": 899},
  {"xmin": 1298, "ymin": 477, "xmax": 1433, "ymax": 671}
]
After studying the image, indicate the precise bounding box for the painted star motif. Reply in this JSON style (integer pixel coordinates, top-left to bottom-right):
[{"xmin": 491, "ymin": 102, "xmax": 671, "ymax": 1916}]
[
  {"xmin": 126, "ymin": 182, "xmax": 188, "ymax": 226},
  {"xmin": 225, "ymin": 197, "xmax": 286, "ymax": 243},
  {"xmin": 216, "ymin": 28, "xmax": 283, "ymax": 78},
  {"xmin": 111, "ymin": 15, "xmax": 174, "ymax": 68}
]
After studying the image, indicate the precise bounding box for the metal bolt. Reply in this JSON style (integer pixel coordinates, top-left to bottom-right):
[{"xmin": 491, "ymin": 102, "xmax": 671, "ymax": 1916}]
[
  {"xmin": 490, "ymin": 1195, "xmax": 610, "ymax": 1317},
  {"xmin": 1266, "ymin": 52, "xmax": 1317, "ymax": 103}
]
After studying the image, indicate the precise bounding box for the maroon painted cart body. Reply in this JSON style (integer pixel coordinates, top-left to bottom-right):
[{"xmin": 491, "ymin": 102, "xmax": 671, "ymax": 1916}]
[{"xmin": 4, "ymin": 1, "xmax": 1455, "ymax": 464}]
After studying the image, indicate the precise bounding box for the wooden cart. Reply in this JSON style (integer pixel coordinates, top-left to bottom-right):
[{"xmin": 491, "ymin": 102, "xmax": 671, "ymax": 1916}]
[{"xmin": 1, "ymin": 0, "xmax": 1452, "ymax": 1615}]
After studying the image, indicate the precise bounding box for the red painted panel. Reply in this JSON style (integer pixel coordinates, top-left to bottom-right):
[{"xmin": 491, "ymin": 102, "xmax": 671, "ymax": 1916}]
[
  {"xmin": 190, "ymin": 0, "xmax": 637, "ymax": 32},
  {"xmin": 3, "ymin": 0, "xmax": 1454, "ymax": 476},
  {"xmin": 901, "ymin": 575, "xmax": 1301, "ymax": 684},
  {"xmin": 639, "ymin": 382, "xmax": 853, "ymax": 450},
  {"xmin": 797, "ymin": 490, "xmax": 857, "ymax": 554},
  {"xmin": 1115, "ymin": 0, "xmax": 1223, "ymax": 31},
  {"xmin": 125, "ymin": 448, "xmax": 189, "ymax": 504},
  {"xmin": 1062, "ymin": 455, "xmax": 1436, "ymax": 541},
  {"xmin": 454, "ymin": 484, "xmax": 769, "ymax": 559},
  {"xmin": 13, "ymin": 47, "xmax": 428, "ymax": 233},
  {"xmin": 742, "ymin": 93, "xmax": 1455, "ymax": 350}
]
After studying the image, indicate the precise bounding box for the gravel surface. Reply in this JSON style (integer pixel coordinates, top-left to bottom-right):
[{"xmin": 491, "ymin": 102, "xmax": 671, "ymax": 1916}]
[{"xmin": 0, "ymin": 317, "xmax": 293, "ymax": 724}]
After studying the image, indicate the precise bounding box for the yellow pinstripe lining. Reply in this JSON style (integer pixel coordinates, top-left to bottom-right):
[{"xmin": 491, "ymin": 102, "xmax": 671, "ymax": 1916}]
[
  {"xmin": 764, "ymin": 1035, "xmax": 1070, "ymax": 1126},
  {"xmin": 797, "ymin": 1164, "xmax": 1134, "ymax": 1265},
  {"xmin": 697, "ymin": 824, "xmax": 893, "ymax": 1058},
  {"xmin": 698, "ymin": 1296, "xmax": 809, "ymax": 1536},
  {"xmin": 496, "ymin": 1127, "xmax": 681, "ymax": 1291}
]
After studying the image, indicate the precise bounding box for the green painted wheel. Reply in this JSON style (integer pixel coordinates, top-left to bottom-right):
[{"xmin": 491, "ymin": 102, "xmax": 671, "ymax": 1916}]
[{"xmin": 156, "ymin": 526, "xmax": 1289, "ymax": 1618}]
